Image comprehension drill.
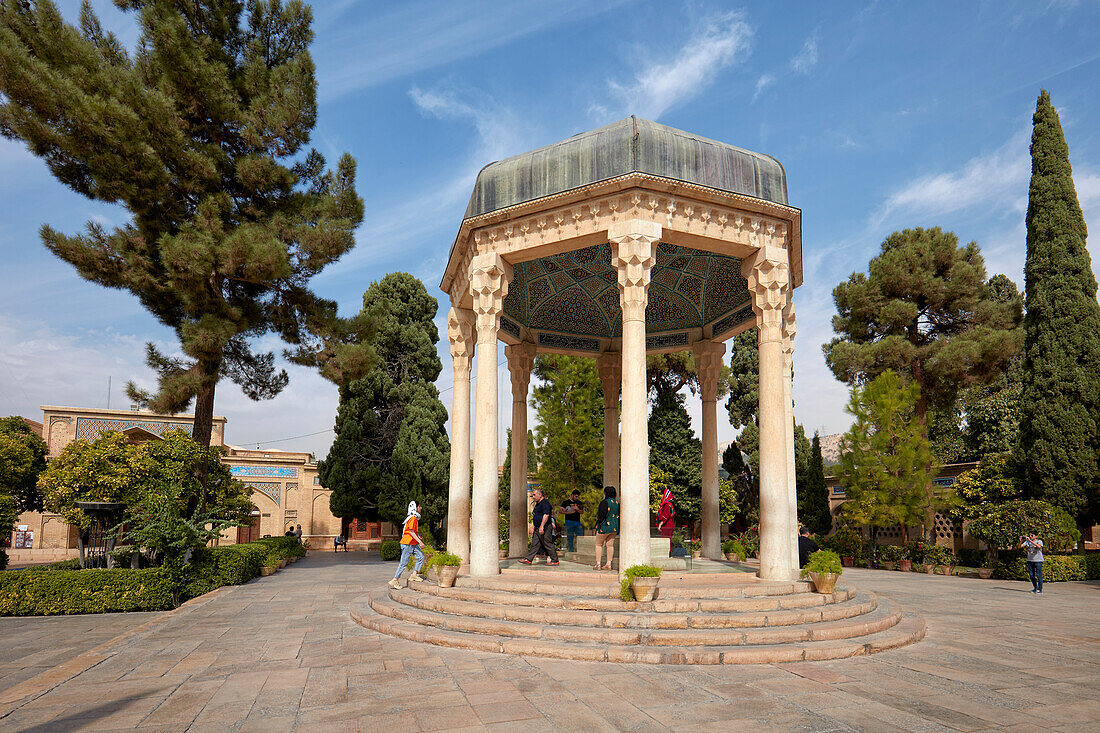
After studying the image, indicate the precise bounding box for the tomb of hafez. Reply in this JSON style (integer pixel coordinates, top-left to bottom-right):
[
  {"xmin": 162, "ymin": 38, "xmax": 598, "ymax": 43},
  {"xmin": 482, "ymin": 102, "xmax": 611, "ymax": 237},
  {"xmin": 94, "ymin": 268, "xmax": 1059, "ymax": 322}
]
[{"xmin": 442, "ymin": 117, "xmax": 802, "ymax": 580}]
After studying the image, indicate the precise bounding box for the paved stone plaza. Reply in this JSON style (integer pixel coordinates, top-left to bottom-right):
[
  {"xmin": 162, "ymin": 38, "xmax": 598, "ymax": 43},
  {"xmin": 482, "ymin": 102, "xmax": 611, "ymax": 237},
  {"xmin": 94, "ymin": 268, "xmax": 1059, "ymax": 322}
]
[{"xmin": 0, "ymin": 554, "xmax": 1096, "ymax": 732}]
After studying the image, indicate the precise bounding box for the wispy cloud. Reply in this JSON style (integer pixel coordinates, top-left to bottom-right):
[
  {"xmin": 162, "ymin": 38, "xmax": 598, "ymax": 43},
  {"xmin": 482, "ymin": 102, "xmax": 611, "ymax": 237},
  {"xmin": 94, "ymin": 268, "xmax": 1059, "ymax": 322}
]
[
  {"xmin": 873, "ymin": 128, "xmax": 1031, "ymax": 228},
  {"xmin": 592, "ymin": 10, "xmax": 754, "ymax": 121},
  {"xmin": 790, "ymin": 33, "xmax": 819, "ymax": 74},
  {"xmin": 313, "ymin": 0, "xmax": 630, "ymax": 102},
  {"xmin": 752, "ymin": 73, "xmax": 775, "ymax": 103}
]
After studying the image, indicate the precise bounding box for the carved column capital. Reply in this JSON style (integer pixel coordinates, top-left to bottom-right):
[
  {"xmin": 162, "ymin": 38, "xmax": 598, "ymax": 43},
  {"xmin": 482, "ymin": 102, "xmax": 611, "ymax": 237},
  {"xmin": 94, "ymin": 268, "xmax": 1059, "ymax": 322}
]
[
  {"xmin": 448, "ymin": 306, "xmax": 475, "ymax": 378},
  {"xmin": 609, "ymin": 219, "xmax": 660, "ymax": 322},
  {"xmin": 692, "ymin": 340, "xmax": 726, "ymax": 403},
  {"xmin": 468, "ymin": 253, "xmax": 513, "ymax": 343},
  {"xmin": 741, "ymin": 245, "xmax": 790, "ymax": 341},
  {"xmin": 597, "ymin": 351, "xmax": 622, "ymax": 409},
  {"xmin": 505, "ymin": 342, "xmax": 536, "ymax": 402}
]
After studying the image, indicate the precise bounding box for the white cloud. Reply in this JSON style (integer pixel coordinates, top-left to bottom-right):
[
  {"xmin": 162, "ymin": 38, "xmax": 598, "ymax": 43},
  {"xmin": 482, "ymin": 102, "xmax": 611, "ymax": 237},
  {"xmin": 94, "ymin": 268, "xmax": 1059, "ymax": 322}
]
[
  {"xmin": 595, "ymin": 10, "xmax": 754, "ymax": 121},
  {"xmin": 790, "ymin": 34, "xmax": 819, "ymax": 74},
  {"xmin": 752, "ymin": 73, "xmax": 775, "ymax": 103},
  {"xmin": 873, "ymin": 128, "xmax": 1031, "ymax": 228}
]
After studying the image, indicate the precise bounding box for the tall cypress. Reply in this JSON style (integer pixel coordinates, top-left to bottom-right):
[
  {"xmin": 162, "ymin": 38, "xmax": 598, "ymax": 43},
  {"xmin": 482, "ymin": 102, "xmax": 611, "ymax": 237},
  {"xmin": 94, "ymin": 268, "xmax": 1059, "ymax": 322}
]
[
  {"xmin": 800, "ymin": 433, "xmax": 832, "ymax": 535},
  {"xmin": 1016, "ymin": 90, "xmax": 1100, "ymax": 524}
]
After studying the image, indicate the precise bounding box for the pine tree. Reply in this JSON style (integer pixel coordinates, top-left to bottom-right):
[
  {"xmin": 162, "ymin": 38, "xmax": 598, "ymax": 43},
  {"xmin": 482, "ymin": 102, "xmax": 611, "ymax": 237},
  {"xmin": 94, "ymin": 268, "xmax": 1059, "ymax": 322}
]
[
  {"xmin": 319, "ymin": 274, "xmax": 449, "ymax": 530},
  {"xmin": 725, "ymin": 331, "xmax": 759, "ymax": 429},
  {"xmin": 801, "ymin": 433, "xmax": 832, "ymax": 535},
  {"xmin": 1016, "ymin": 90, "xmax": 1100, "ymax": 524},
  {"xmin": 0, "ymin": 1, "xmax": 364, "ymax": 452},
  {"xmin": 648, "ymin": 391, "xmax": 702, "ymax": 522}
]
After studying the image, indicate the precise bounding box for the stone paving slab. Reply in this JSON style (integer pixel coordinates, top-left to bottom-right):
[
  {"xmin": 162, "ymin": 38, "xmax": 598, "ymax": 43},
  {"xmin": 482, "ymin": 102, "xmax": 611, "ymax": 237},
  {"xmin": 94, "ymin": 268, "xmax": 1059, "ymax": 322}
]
[{"xmin": 0, "ymin": 555, "xmax": 1096, "ymax": 731}]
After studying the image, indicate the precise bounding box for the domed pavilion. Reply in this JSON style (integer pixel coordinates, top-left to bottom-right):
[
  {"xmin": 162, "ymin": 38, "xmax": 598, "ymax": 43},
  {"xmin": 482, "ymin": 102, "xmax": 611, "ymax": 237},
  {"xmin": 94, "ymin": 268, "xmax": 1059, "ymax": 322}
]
[{"xmin": 441, "ymin": 117, "xmax": 802, "ymax": 581}]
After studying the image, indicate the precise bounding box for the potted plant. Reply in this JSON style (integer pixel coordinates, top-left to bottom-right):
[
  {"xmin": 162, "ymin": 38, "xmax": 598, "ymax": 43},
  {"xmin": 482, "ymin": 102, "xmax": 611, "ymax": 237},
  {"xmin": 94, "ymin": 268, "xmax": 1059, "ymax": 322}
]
[
  {"xmin": 879, "ymin": 544, "xmax": 902, "ymax": 571},
  {"xmin": 688, "ymin": 540, "xmax": 702, "ymax": 559},
  {"xmin": 977, "ymin": 556, "xmax": 995, "ymax": 579},
  {"xmin": 621, "ymin": 564, "xmax": 662, "ymax": 602},
  {"xmin": 801, "ymin": 550, "xmax": 843, "ymax": 594},
  {"xmin": 824, "ymin": 527, "xmax": 863, "ymax": 567},
  {"xmin": 499, "ymin": 539, "xmax": 508, "ymax": 559},
  {"xmin": 429, "ymin": 551, "xmax": 463, "ymax": 587},
  {"xmin": 721, "ymin": 539, "xmax": 745, "ymax": 562}
]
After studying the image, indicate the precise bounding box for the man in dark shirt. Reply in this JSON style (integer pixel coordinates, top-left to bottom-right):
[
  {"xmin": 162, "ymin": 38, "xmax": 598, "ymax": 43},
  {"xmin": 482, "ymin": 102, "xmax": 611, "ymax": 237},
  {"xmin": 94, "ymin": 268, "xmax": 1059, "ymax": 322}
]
[
  {"xmin": 798, "ymin": 526, "xmax": 819, "ymax": 567},
  {"xmin": 560, "ymin": 491, "xmax": 584, "ymax": 552},
  {"xmin": 521, "ymin": 488, "xmax": 559, "ymax": 565}
]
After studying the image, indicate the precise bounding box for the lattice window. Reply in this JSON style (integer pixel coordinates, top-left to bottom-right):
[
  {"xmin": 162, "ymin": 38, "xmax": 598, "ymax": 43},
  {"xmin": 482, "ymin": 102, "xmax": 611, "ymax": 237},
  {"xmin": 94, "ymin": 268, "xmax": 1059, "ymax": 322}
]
[{"xmin": 933, "ymin": 512, "xmax": 958, "ymax": 539}]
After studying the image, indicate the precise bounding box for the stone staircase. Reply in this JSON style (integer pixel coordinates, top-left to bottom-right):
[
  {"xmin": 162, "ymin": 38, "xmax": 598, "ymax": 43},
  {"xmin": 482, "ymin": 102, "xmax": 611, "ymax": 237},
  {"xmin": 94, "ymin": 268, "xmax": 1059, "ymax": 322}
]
[{"xmin": 350, "ymin": 570, "xmax": 925, "ymax": 664}]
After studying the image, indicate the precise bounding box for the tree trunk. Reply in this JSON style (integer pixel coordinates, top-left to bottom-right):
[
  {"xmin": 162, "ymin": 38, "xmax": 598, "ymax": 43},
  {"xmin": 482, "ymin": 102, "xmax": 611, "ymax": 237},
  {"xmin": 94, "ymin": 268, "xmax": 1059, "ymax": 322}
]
[
  {"xmin": 76, "ymin": 530, "xmax": 87, "ymax": 569},
  {"xmin": 188, "ymin": 360, "xmax": 220, "ymax": 517},
  {"xmin": 911, "ymin": 359, "xmax": 937, "ymax": 542}
]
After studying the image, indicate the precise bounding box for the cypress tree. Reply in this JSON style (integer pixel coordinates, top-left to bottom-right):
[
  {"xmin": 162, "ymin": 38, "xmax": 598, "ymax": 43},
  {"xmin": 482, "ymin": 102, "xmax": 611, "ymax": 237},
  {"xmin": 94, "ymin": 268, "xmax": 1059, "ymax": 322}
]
[
  {"xmin": 0, "ymin": 1, "xmax": 364, "ymax": 451},
  {"xmin": 648, "ymin": 391, "xmax": 702, "ymax": 522},
  {"xmin": 801, "ymin": 433, "xmax": 832, "ymax": 535},
  {"xmin": 1016, "ymin": 90, "xmax": 1100, "ymax": 524}
]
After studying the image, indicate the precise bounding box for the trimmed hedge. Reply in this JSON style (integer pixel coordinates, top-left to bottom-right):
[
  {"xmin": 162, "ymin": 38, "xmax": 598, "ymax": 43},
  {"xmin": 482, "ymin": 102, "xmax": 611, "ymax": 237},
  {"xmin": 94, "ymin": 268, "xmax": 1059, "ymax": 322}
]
[
  {"xmin": 380, "ymin": 540, "xmax": 401, "ymax": 561},
  {"xmin": 995, "ymin": 552, "xmax": 1100, "ymax": 582},
  {"xmin": 22, "ymin": 558, "xmax": 83, "ymax": 572},
  {"xmin": 183, "ymin": 537, "xmax": 305, "ymax": 599},
  {"xmin": 0, "ymin": 568, "xmax": 175, "ymax": 615}
]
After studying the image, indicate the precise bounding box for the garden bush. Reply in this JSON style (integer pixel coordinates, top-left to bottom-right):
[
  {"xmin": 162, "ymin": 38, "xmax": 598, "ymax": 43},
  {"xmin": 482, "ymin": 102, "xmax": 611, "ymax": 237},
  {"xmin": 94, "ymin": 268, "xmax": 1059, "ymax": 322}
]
[
  {"xmin": 182, "ymin": 543, "xmax": 267, "ymax": 598},
  {"xmin": 994, "ymin": 552, "xmax": 1100, "ymax": 582},
  {"xmin": 0, "ymin": 548, "xmax": 6, "ymax": 571},
  {"xmin": 22, "ymin": 558, "xmax": 82, "ymax": 572},
  {"xmin": 379, "ymin": 540, "xmax": 401, "ymax": 561},
  {"xmin": 956, "ymin": 548, "xmax": 987, "ymax": 568},
  {"xmin": 0, "ymin": 568, "xmax": 175, "ymax": 615},
  {"xmin": 824, "ymin": 527, "xmax": 864, "ymax": 563}
]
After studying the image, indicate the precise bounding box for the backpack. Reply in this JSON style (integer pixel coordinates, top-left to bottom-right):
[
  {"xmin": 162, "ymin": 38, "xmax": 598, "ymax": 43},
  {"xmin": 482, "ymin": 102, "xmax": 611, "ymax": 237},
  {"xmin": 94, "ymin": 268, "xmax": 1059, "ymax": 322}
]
[{"xmin": 599, "ymin": 498, "xmax": 620, "ymax": 534}]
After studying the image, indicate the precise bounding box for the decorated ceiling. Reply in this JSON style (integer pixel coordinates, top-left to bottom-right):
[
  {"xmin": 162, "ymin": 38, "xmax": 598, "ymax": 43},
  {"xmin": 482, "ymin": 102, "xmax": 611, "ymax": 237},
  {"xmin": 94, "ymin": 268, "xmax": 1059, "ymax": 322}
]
[{"xmin": 501, "ymin": 242, "xmax": 752, "ymax": 339}]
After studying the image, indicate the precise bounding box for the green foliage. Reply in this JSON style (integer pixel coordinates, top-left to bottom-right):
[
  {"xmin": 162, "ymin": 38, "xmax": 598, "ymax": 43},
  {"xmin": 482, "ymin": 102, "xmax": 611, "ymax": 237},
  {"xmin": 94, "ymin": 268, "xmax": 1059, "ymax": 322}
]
[
  {"xmin": 0, "ymin": 0, "xmax": 365, "ymax": 447},
  {"xmin": 379, "ymin": 540, "xmax": 401, "ymax": 561},
  {"xmin": 619, "ymin": 564, "xmax": 662, "ymax": 601},
  {"xmin": 431, "ymin": 551, "xmax": 462, "ymax": 567},
  {"xmin": 878, "ymin": 545, "xmax": 905, "ymax": 563},
  {"xmin": 38, "ymin": 430, "xmax": 144, "ymax": 529},
  {"xmin": 22, "ymin": 559, "xmax": 82, "ymax": 572},
  {"xmin": 0, "ymin": 568, "xmax": 175, "ymax": 615},
  {"xmin": 1016, "ymin": 90, "xmax": 1100, "ymax": 524},
  {"xmin": 320, "ymin": 274, "xmax": 449, "ymax": 530},
  {"xmin": 647, "ymin": 352, "xmax": 729, "ymax": 403},
  {"xmin": 721, "ymin": 539, "xmax": 747, "ymax": 560},
  {"xmin": 117, "ymin": 498, "xmax": 242, "ymax": 568},
  {"xmin": 824, "ymin": 227, "xmax": 1023, "ymax": 420},
  {"xmin": 968, "ymin": 500, "xmax": 1081, "ymax": 553},
  {"xmin": 924, "ymin": 544, "xmax": 955, "ymax": 566},
  {"xmin": 725, "ymin": 330, "xmax": 759, "ymax": 429},
  {"xmin": 183, "ymin": 543, "xmax": 266, "ymax": 598},
  {"xmin": 835, "ymin": 372, "xmax": 938, "ymax": 543},
  {"xmin": 994, "ymin": 553, "xmax": 1100, "ymax": 582},
  {"xmin": 962, "ymin": 364, "xmax": 1023, "ymax": 458},
  {"xmin": 0, "ymin": 549, "xmax": 6, "ymax": 571},
  {"xmin": 950, "ymin": 454, "xmax": 1021, "ymax": 520},
  {"xmin": 800, "ymin": 550, "xmax": 842, "ymax": 578},
  {"xmin": 0, "ymin": 417, "xmax": 48, "ymax": 523},
  {"xmin": 823, "ymin": 527, "xmax": 864, "ymax": 562},
  {"xmin": 732, "ymin": 526, "xmax": 760, "ymax": 557},
  {"xmin": 801, "ymin": 434, "xmax": 832, "ymax": 535},
  {"xmin": 648, "ymin": 392, "xmax": 701, "ymax": 522},
  {"xmin": 532, "ymin": 354, "xmax": 603, "ymax": 520},
  {"xmin": 718, "ymin": 477, "xmax": 739, "ymax": 525}
]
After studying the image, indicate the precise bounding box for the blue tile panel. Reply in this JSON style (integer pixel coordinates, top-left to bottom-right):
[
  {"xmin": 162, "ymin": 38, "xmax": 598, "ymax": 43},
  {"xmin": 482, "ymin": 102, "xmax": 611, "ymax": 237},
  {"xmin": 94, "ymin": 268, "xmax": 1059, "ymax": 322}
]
[
  {"xmin": 230, "ymin": 465, "xmax": 298, "ymax": 478},
  {"xmin": 242, "ymin": 481, "xmax": 281, "ymax": 504},
  {"xmin": 75, "ymin": 417, "xmax": 192, "ymax": 441}
]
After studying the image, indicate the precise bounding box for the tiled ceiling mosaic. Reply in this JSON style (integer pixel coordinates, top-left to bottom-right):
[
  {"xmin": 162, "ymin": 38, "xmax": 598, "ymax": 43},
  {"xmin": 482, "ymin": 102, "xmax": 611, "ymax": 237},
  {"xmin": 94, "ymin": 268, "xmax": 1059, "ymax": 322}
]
[{"xmin": 502, "ymin": 242, "xmax": 751, "ymax": 337}]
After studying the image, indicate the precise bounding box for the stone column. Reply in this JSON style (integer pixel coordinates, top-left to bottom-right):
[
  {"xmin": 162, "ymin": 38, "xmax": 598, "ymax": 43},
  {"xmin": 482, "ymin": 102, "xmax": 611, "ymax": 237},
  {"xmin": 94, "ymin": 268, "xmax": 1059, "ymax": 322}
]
[
  {"xmin": 505, "ymin": 343, "xmax": 535, "ymax": 558},
  {"xmin": 782, "ymin": 302, "xmax": 799, "ymax": 577},
  {"xmin": 609, "ymin": 219, "xmax": 659, "ymax": 572},
  {"xmin": 446, "ymin": 306, "xmax": 475, "ymax": 564},
  {"xmin": 693, "ymin": 340, "xmax": 726, "ymax": 560},
  {"xmin": 468, "ymin": 254, "xmax": 512, "ymax": 576},
  {"xmin": 742, "ymin": 245, "xmax": 794, "ymax": 580},
  {"xmin": 597, "ymin": 352, "xmax": 621, "ymax": 490}
]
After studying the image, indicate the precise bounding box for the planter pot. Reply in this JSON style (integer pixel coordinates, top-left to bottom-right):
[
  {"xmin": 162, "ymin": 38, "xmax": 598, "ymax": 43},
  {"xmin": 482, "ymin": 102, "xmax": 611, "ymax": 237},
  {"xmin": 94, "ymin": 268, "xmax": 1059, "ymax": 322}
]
[
  {"xmin": 278, "ymin": 559, "xmax": 288, "ymax": 569},
  {"xmin": 937, "ymin": 565, "xmax": 955, "ymax": 576},
  {"xmin": 630, "ymin": 576, "xmax": 660, "ymax": 602},
  {"xmin": 724, "ymin": 552, "xmax": 741, "ymax": 562},
  {"xmin": 260, "ymin": 566, "xmax": 277, "ymax": 576},
  {"xmin": 923, "ymin": 564, "xmax": 935, "ymax": 574},
  {"xmin": 499, "ymin": 550, "xmax": 508, "ymax": 559},
  {"xmin": 438, "ymin": 565, "xmax": 460, "ymax": 588},
  {"xmin": 882, "ymin": 561, "xmax": 897, "ymax": 571},
  {"xmin": 808, "ymin": 571, "xmax": 840, "ymax": 594},
  {"xmin": 899, "ymin": 559, "xmax": 912, "ymax": 572},
  {"xmin": 691, "ymin": 550, "xmax": 701, "ymax": 559},
  {"xmin": 841, "ymin": 556, "xmax": 854, "ymax": 567},
  {"xmin": 977, "ymin": 567, "xmax": 994, "ymax": 579}
]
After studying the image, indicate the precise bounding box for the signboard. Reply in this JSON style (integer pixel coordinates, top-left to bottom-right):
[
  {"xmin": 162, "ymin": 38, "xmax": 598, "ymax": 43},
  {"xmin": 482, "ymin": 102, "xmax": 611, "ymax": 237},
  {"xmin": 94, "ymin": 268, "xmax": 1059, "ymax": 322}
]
[{"xmin": 13, "ymin": 528, "xmax": 34, "ymax": 549}]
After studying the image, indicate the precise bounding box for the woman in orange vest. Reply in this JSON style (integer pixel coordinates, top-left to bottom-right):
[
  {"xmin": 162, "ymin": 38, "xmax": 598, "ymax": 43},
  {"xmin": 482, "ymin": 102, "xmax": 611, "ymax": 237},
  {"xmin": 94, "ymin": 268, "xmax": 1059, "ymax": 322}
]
[{"xmin": 388, "ymin": 501, "xmax": 426, "ymax": 589}]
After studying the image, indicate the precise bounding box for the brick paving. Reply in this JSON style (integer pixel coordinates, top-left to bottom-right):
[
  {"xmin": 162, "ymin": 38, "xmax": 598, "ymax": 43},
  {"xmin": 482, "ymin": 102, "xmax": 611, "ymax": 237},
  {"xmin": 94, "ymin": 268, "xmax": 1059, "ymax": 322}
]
[{"xmin": 0, "ymin": 554, "xmax": 1096, "ymax": 732}]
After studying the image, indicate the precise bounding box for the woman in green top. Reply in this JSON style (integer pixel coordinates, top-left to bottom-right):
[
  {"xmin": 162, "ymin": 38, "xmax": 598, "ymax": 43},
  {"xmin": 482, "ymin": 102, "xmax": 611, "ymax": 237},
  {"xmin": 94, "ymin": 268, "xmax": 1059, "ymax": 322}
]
[{"xmin": 593, "ymin": 486, "xmax": 619, "ymax": 570}]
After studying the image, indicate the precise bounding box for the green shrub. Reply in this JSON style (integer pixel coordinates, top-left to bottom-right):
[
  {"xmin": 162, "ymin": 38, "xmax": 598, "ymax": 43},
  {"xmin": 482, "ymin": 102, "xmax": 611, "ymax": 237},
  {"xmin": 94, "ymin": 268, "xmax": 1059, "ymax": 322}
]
[
  {"xmin": 801, "ymin": 550, "xmax": 843, "ymax": 578},
  {"xmin": 620, "ymin": 564, "xmax": 662, "ymax": 601},
  {"xmin": 969, "ymin": 500, "xmax": 1081, "ymax": 553},
  {"xmin": 181, "ymin": 543, "xmax": 266, "ymax": 599},
  {"xmin": 824, "ymin": 527, "xmax": 864, "ymax": 562},
  {"xmin": 995, "ymin": 553, "xmax": 1100, "ymax": 582},
  {"xmin": 0, "ymin": 568, "xmax": 175, "ymax": 615},
  {"xmin": 925, "ymin": 544, "xmax": 956, "ymax": 565},
  {"xmin": 956, "ymin": 548, "xmax": 986, "ymax": 568},
  {"xmin": 878, "ymin": 545, "xmax": 904, "ymax": 563},
  {"xmin": 410, "ymin": 545, "xmax": 435, "ymax": 571},
  {"xmin": 0, "ymin": 548, "xmax": 6, "ymax": 571},
  {"xmin": 380, "ymin": 540, "xmax": 401, "ymax": 561},
  {"xmin": 22, "ymin": 558, "xmax": 82, "ymax": 572},
  {"xmin": 721, "ymin": 539, "xmax": 746, "ymax": 560}
]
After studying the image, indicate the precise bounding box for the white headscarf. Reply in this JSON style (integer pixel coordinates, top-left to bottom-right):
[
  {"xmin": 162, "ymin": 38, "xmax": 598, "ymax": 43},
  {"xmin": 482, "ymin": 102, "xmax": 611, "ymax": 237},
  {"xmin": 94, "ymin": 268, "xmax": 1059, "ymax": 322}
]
[{"xmin": 406, "ymin": 500, "xmax": 420, "ymax": 520}]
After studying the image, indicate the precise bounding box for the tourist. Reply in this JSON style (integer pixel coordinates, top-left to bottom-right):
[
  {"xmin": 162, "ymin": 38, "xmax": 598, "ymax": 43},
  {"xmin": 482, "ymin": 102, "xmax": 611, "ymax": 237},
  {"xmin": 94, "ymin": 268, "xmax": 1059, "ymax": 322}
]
[
  {"xmin": 389, "ymin": 501, "xmax": 426, "ymax": 589},
  {"xmin": 334, "ymin": 533, "xmax": 348, "ymax": 551},
  {"xmin": 285, "ymin": 527, "xmax": 296, "ymax": 537},
  {"xmin": 593, "ymin": 486, "xmax": 619, "ymax": 570},
  {"xmin": 798, "ymin": 526, "xmax": 819, "ymax": 567},
  {"xmin": 294, "ymin": 524, "xmax": 303, "ymax": 542},
  {"xmin": 1019, "ymin": 532, "xmax": 1044, "ymax": 594},
  {"xmin": 521, "ymin": 488, "xmax": 559, "ymax": 565},
  {"xmin": 560, "ymin": 490, "xmax": 584, "ymax": 552},
  {"xmin": 656, "ymin": 485, "xmax": 675, "ymax": 539}
]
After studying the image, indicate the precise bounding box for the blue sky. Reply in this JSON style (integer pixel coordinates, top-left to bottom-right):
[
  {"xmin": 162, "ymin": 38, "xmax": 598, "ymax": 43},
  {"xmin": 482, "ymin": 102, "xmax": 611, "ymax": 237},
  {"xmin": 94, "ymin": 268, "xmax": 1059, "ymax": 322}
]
[{"xmin": 2, "ymin": 0, "xmax": 1099, "ymax": 458}]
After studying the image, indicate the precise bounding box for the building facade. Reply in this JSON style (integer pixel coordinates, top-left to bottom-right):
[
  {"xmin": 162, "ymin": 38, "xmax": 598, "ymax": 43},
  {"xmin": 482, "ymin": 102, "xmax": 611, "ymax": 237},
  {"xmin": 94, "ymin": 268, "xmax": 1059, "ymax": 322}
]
[{"xmin": 8, "ymin": 406, "xmax": 354, "ymax": 564}]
